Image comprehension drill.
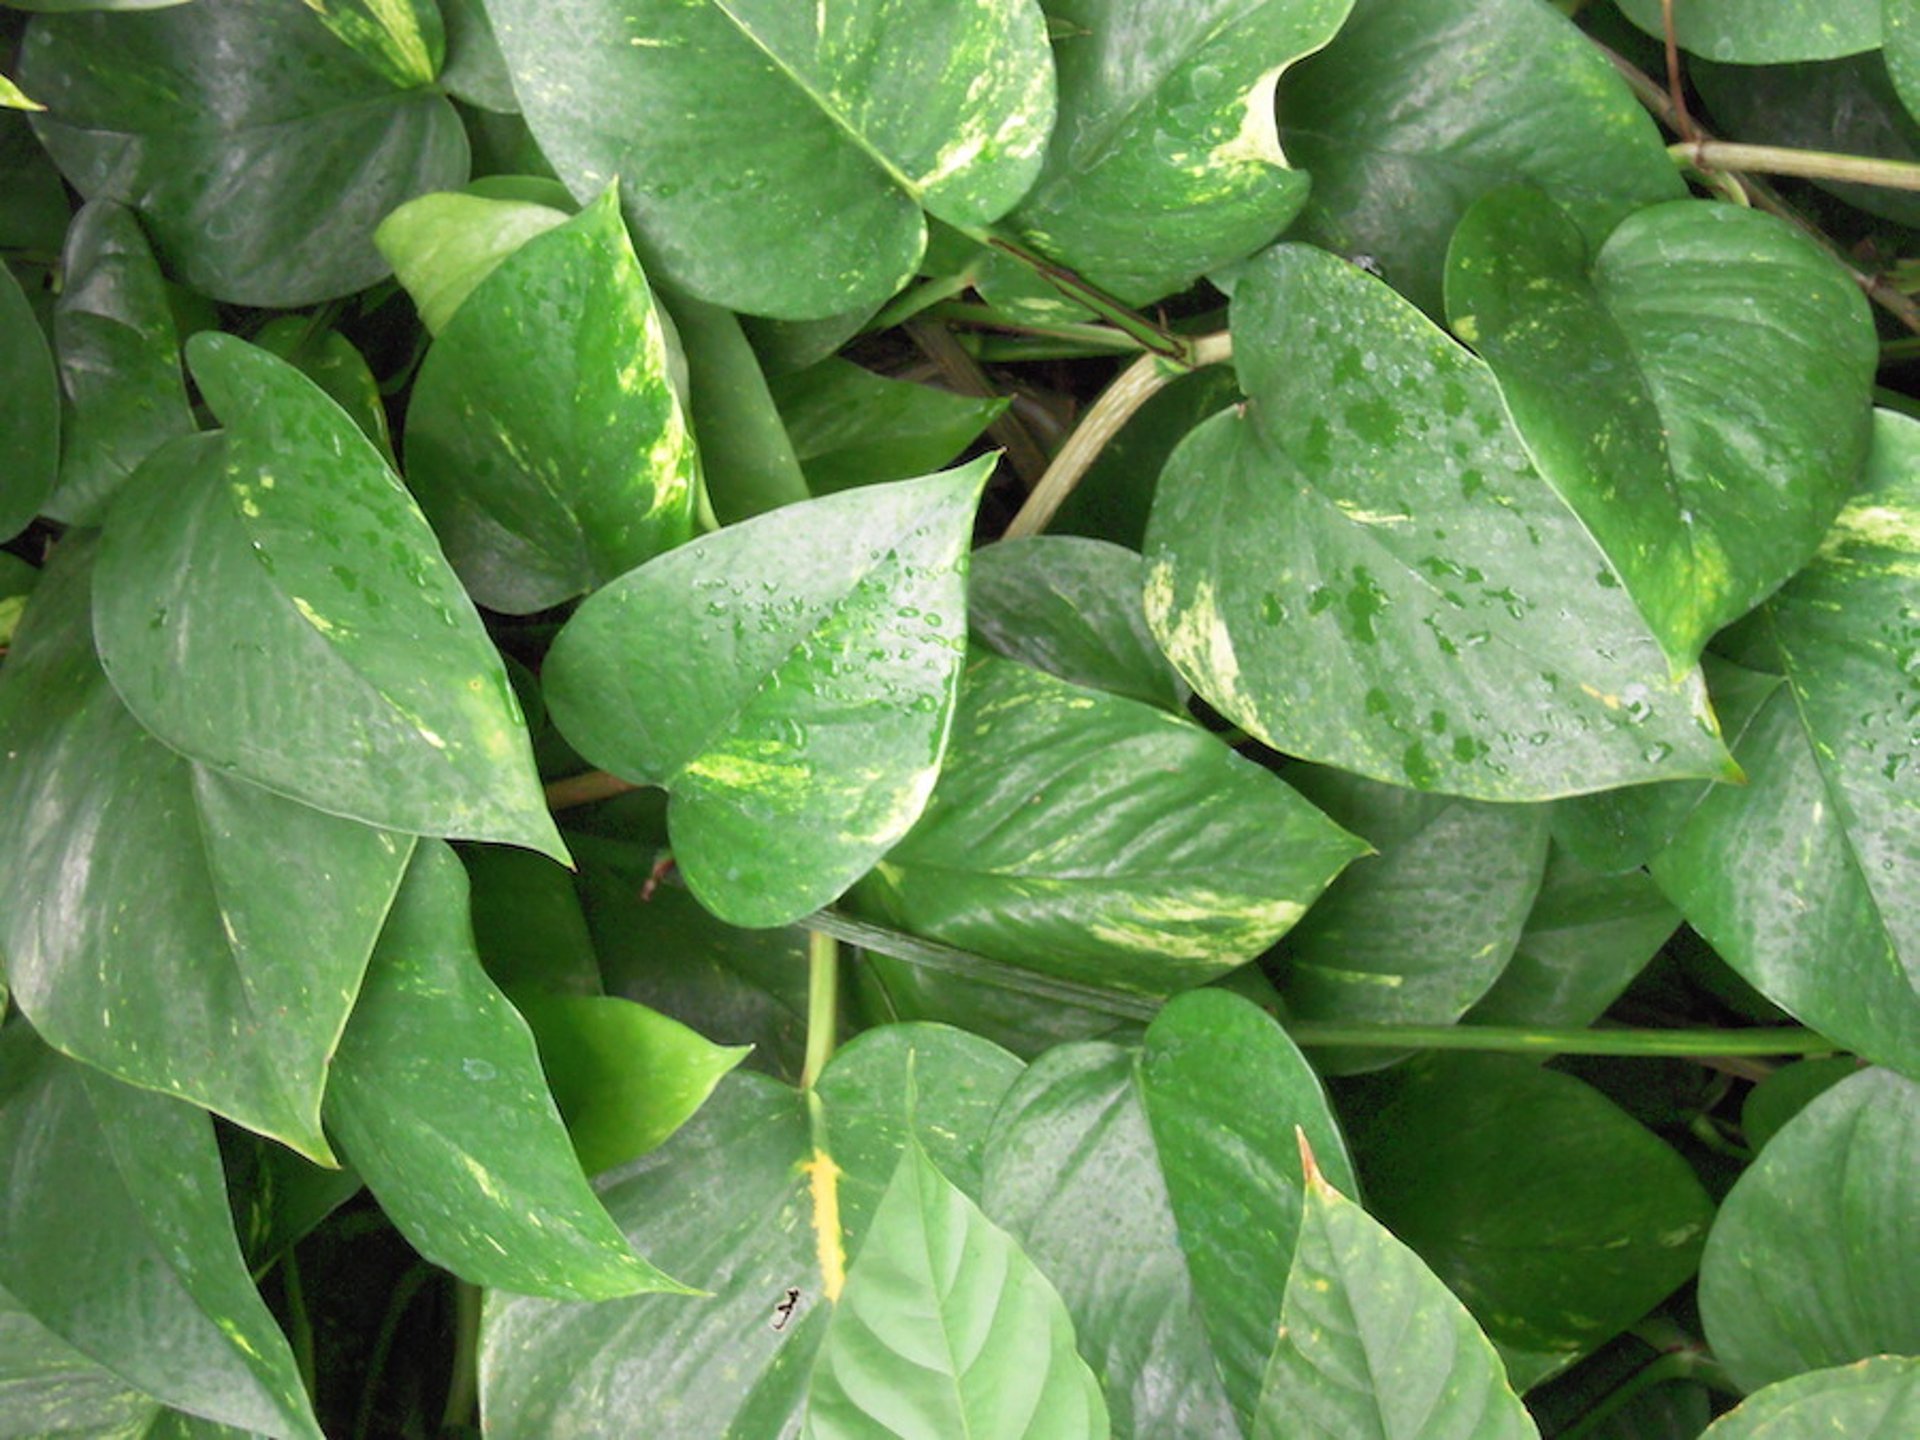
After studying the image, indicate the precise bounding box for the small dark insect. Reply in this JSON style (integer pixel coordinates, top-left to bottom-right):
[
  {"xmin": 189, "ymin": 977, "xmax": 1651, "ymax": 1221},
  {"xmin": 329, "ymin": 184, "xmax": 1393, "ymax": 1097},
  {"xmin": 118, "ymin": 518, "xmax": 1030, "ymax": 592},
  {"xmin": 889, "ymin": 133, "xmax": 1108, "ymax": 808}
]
[{"xmin": 771, "ymin": 1287, "xmax": 802, "ymax": 1331}]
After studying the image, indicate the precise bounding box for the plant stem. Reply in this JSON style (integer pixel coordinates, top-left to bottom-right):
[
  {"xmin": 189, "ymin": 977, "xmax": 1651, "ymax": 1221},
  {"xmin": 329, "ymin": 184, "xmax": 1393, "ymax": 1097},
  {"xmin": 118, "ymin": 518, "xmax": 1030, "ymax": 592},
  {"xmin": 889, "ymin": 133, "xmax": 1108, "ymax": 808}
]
[
  {"xmin": 1671, "ymin": 139, "xmax": 1920, "ymax": 191},
  {"xmin": 904, "ymin": 317, "xmax": 1052, "ymax": 485},
  {"xmin": 800, "ymin": 929, "xmax": 840, "ymax": 1091},
  {"xmin": 441, "ymin": 1281, "xmax": 482, "ymax": 1432},
  {"xmin": 865, "ymin": 269, "xmax": 980, "ymax": 333},
  {"xmin": 282, "ymin": 1249, "xmax": 318, "ymax": 1404},
  {"xmin": 1003, "ymin": 330, "xmax": 1233, "ymax": 539},
  {"xmin": 925, "ymin": 300, "xmax": 1147, "ymax": 352},
  {"xmin": 544, "ymin": 768, "xmax": 638, "ymax": 811},
  {"xmin": 977, "ymin": 229, "xmax": 1189, "ymax": 360},
  {"xmin": 1556, "ymin": 1352, "xmax": 1700, "ymax": 1440},
  {"xmin": 1287, "ymin": 1022, "xmax": 1837, "ymax": 1059}
]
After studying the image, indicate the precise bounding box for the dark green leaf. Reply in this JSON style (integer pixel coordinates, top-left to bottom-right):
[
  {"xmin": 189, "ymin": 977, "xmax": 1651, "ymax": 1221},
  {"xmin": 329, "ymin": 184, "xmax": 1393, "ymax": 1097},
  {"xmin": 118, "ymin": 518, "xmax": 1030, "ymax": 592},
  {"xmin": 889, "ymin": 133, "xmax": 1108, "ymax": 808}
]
[
  {"xmin": 1615, "ymin": 0, "xmax": 1879, "ymax": 63},
  {"xmin": 0, "ymin": 537, "xmax": 411, "ymax": 1160},
  {"xmin": 1701, "ymin": 1356, "xmax": 1920, "ymax": 1438},
  {"xmin": 852, "ymin": 655, "xmax": 1365, "ymax": 992},
  {"xmin": 805, "ymin": 1142, "xmax": 1110, "ymax": 1440},
  {"xmin": 440, "ymin": 0, "xmax": 520, "ymax": 112},
  {"xmin": 251, "ymin": 316, "xmax": 394, "ymax": 465},
  {"xmin": 771, "ymin": 357, "xmax": 1005, "ymax": 496},
  {"xmin": 462, "ymin": 844, "xmax": 602, "ymax": 997},
  {"xmin": 1446, "ymin": 190, "xmax": 1877, "ymax": 668},
  {"xmin": 325, "ymin": 841, "xmax": 677, "ymax": 1301},
  {"xmin": 983, "ymin": 990, "xmax": 1357, "ymax": 1437},
  {"xmin": 298, "ymin": 0, "xmax": 444, "ymax": 89},
  {"xmin": 0, "ymin": 251, "xmax": 58, "ymax": 541},
  {"xmin": 1280, "ymin": 0, "xmax": 1684, "ymax": 316},
  {"xmin": 93, "ymin": 334, "xmax": 566, "ymax": 861},
  {"xmin": 376, "ymin": 189, "xmax": 569, "ymax": 337},
  {"xmin": 1739, "ymin": 1056, "xmax": 1861, "ymax": 1152},
  {"xmin": 19, "ymin": 0, "xmax": 467, "ymax": 306},
  {"xmin": 1252, "ymin": 1139, "xmax": 1538, "ymax": 1440},
  {"xmin": 1699, "ymin": 1068, "xmax": 1920, "ymax": 1392},
  {"xmin": 0, "ymin": 111, "xmax": 70, "ymax": 253},
  {"xmin": 0, "ymin": 1031, "xmax": 321, "ymax": 1439},
  {"xmin": 1145, "ymin": 244, "xmax": 1731, "ymax": 800},
  {"xmin": 485, "ymin": 0, "xmax": 1055, "ymax": 318},
  {"xmin": 0, "ymin": 1283, "xmax": 166, "ymax": 1440},
  {"xmin": 544, "ymin": 463, "xmax": 988, "ymax": 927},
  {"xmin": 1004, "ymin": 0, "xmax": 1353, "ymax": 304}
]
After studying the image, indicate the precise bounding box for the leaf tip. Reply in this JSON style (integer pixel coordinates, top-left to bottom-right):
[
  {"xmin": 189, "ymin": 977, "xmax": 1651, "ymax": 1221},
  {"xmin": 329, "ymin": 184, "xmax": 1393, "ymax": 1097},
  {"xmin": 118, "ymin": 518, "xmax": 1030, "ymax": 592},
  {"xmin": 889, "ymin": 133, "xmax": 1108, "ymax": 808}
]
[{"xmin": 1294, "ymin": 1125, "xmax": 1330, "ymax": 1194}]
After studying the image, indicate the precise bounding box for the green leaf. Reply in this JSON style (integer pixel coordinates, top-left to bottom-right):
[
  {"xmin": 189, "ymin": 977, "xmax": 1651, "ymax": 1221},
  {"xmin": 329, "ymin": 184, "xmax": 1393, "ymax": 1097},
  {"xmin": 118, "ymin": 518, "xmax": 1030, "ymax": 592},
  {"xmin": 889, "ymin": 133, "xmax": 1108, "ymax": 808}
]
[
  {"xmin": 45, "ymin": 200, "xmax": 192, "ymax": 525},
  {"xmin": 511, "ymin": 991, "xmax": 750, "ymax": 1174},
  {"xmin": 1003, "ymin": 0, "xmax": 1354, "ymax": 304},
  {"xmin": 0, "ymin": 1283, "xmax": 168, "ymax": 1440},
  {"xmin": 485, "ymin": 0, "xmax": 1055, "ymax": 318},
  {"xmin": 968, "ymin": 536, "xmax": 1186, "ymax": 711},
  {"xmin": 0, "ymin": 1031, "xmax": 321, "ymax": 1440},
  {"xmin": 983, "ymin": 990, "xmax": 1357, "ymax": 1437},
  {"xmin": 1144, "ymin": 244, "xmax": 1731, "ymax": 800},
  {"xmin": 1615, "ymin": 0, "xmax": 1879, "ymax": 64},
  {"xmin": 93, "ymin": 333, "xmax": 566, "ymax": 861},
  {"xmin": 544, "ymin": 462, "xmax": 988, "ymax": 927},
  {"xmin": 251, "ymin": 315, "xmax": 395, "ymax": 465},
  {"xmin": 0, "ymin": 73, "xmax": 44, "ymax": 113},
  {"xmin": 805, "ymin": 1142, "xmax": 1110, "ymax": 1440},
  {"xmin": 1273, "ymin": 767, "xmax": 1550, "ymax": 1070},
  {"xmin": 0, "ymin": 111, "xmax": 72, "ymax": 253},
  {"xmin": 325, "ymin": 841, "xmax": 677, "ymax": 1301},
  {"xmin": 0, "ymin": 250, "xmax": 58, "ymax": 542},
  {"xmin": 1280, "ymin": 0, "xmax": 1685, "ymax": 317},
  {"xmin": 1345, "ymin": 1054, "xmax": 1715, "ymax": 1359},
  {"xmin": 1649, "ymin": 410, "xmax": 1920, "ymax": 1077},
  {"xmin": 1446, "ymin": 190, "xmax": 1878, "ymax": 669},
  {"xmin": 1739, "ymin": 1056, "xmax": 1860, "ymax": 1152},
  {"xmin": 0, "ymin": 537, "xmax": 411, "ymax": 1161},
  {"xmin": 770, "ymin": 357, "xmax": 1006, "ymax": 496},
  {"xmin": 1252, "ymin": 1137, "xmax": 1538, "ymax": 1440},
  {"xmin": 479, "ymin": 1023, "xmax": 1026, "ymax": 1438},
  {"xmin": 18, "ymin": 0, "xmax": 467, "ymax": 306},
  {"xmin": 1699, "ymin": 1067, "xmax": 1920, "ymax": 1392},
  {"xmin": 1701, "ymin": 1356, "xmax": 1920, "ymax": 1438},
  {"xmin": 375, "ymin": 189, "xmax": 569, "ymax": 336},
  {"xmin": 298, "ymin": 0, "xmax": 445, "ymax": 89},
  {"xmin": 463, "ymin": 844, "xmax": 603, "ymax": 997},
  {"xmin": 851, "ymin": 655, "xmax": 1365, "ymax": 992},
  {"xmin": 403, "ymin": 185, "xmax": 696, "ymax": 613},
  {"xmin": 440, "ymin": 0, "xmax": 520, "ymax": 112}
]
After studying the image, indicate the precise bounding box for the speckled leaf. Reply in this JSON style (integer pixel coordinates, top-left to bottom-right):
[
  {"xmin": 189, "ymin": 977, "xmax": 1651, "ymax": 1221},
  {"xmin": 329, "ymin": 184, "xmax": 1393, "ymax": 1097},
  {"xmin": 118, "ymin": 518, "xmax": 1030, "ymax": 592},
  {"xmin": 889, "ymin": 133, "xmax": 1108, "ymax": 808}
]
[
  {"xmin": 770, "ymin": 357, "xmax": 1006, "ymax": 496},
  {"xmin": 18, "ymin": 0, "xmax": 467, "ymax": 306},
  {"xmin": 0, "ymin": 537, "xmax": 411, "ymax": 1161},
  {"xmin": 544, "ymin": 462, "xmax": 988, "ymax": 927},
  {"xmin": 805, "ymin": 1142, "xmax": 1110, "ymax": 1440},
  {"xmin": 1650, "ymin": 410, "xmax": 1920, "ymax": 1077},
  {"xmin": 0, "ymin": 254, "xmax": 58, "ymax": 542},
  {"xmin": 93, "ymin": 334, "xmax": 565, "ymax": 861},
  {"xmin": 375, "ymin": 188, "xmax": 568, "ymax": 336},
  {"xmin": 1005, "ymin": 0, "xmax": 1352, "ymax": 304},
  {"xmin": 1701, "ymin": 1357, "xmax": 1920, "ymax": 1438},
  {"xmin": 968, "ymin": 536, "xmax": 1186, "ymax": 710},
  {"xmin": 480, "ymin": 1024, "xmax": 1026, "ymax": 1439},
  {"xmin": 1699, "ymin": 1068, "xmax": 1920, "ymax": 1392},
  {"xmin": 325, "ymin": 841, "xmax": 674, "ymax": 1300},
  {"xmin": 1253, "ymin": 1140, "xmax": 1537, "ymax": 1440},
  {"xmin": 1345, "ymin": 1054, "xmax": 1714, "ymax": 1360},
  {"xmin": 1144, "ymin": 244, "xmax": 1731, "ymax": 800},
  {"xmin": 982, "ymin": 990, "xmax": 1357, "ymax": 1438},
  {"xmin": 1447, "ymin": 190, "xmax": 1876, "ymax": 669},
  {"xmin": 0, "ymin": 1031, "xmax": 321, "ymax": 1439},
  {"xmin": 441, "ymin": 0, "xmax": 519, "ymax": 111},
  {"xmin": 484, "ymin": 0, "xmax": 1054, "ymax": 318},
  {"xmin": 0, "ymin": 1284, "xmax": 167, "ymax": 1440},
  {"xmin": 43, "ymin": 200, "xmax": 189, "ymax": 526},
  {"xmin": 1891, "ymin": 5, "xmax": 1920, "ymax": 130},
  {"xmin": 251, "ymin": 316, "xmax": 395, "ymax": 465},
  {"xmin": 403, "ymin": 186, "xmax": 696, "ymax": 613},
  {"xmin": 1272, "ymin": 767, "xmax": 1549, "ymax": 1071},
  {"xmin": 1280, "ymin": 0, "xmax": 1684, "ymax": 316},
  {"xmin": 1615, "ymin": 0, "xmax": 1879, "ymax": 64},
  {"xmin": 299, "ymin": 0, "xmax": 445, "ymax": 88},
  {"xmin": 850, "ymin": 655, "xmax": 1365, "ymax": 993}
]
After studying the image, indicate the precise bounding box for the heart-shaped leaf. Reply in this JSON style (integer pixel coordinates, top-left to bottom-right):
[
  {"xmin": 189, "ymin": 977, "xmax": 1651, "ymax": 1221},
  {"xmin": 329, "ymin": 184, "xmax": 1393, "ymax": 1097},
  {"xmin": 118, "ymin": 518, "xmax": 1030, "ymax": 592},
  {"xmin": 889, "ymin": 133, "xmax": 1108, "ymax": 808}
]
[
  {"xmin": 1144, "ymin": 244, "xmax": 1732, "ymax": 800},
  {"xmin": 0, "ymin": 537, "xmax": 411, "ymax": 1161},
  {"xmin": 0, "ymin": 253, "xmax": 58, "ymax": 542},
  {"xmin": 771, "ymin": 357, "xmax": 1006, "ymax": 497},
  {"xmin": 544, "ymin": 461, "xmax": 988, "ymax": 927},
  {"xmin": 483, "ymin": 0, "xmax": 1054, "ymax": 318},
  {"xmin": 1700, "ymin": 1357, "xmax": 1920, "ymax": 1438},
  {"xmin": 1446, "ymin": 190, "xmax": 1877, "ymax": 668},
  {"xmin": 1699, "ymin": 1068, "xmax": 1920, "ymax": 1392},
  {"xmin": 325, "ymin": 841, "xmax": 677, "ymax": 1301},
  {"xmin": 93, "ymin": 333, "xmax": 565, "ymax": 861},
  {"xmin": 804, "ymin": 1141, "xmax": 1110, "ymax": 1440},
  {"xmin": 851, "ymin": 655, "xmax": 1366, "ymax": 992},
  {"xmin": 1614, "ymin": 0, "xmax": 1879, "ymax": 64},
  {"xmin": 18, "ymin": 0, "xmax": 467, "ymax": 306}
]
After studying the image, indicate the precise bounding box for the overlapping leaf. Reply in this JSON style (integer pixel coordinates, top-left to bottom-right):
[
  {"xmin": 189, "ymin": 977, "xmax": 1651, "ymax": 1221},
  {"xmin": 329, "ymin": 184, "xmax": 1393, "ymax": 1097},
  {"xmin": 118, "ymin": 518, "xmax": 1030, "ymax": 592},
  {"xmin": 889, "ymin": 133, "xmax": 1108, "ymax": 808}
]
[
  {"xmin": 1615, "ymin": 0, "xmax": 1880, "ymax": 64},
  {"xmin": 92, "ymin": 333, "xmax": 565, "ymax": 860},
  {"xmin": 1447, "ymin": 190, "xmax": 1878, "ymax": 668},
  {"xmin": 0, "ymin": 254, "xmax": 57, "ymax": 542},
  {"xmin": 484, "ymin": 0, "xmax": 1054, "ymax": 318},
  {"xmin": 771, "ymin": 357, "xmax": 1006, "ymax": 496},
  {"xmin": 544, "ymin": 463, "xmax": 988, "ymax": 927},
  {"xmin": 1144, "ymin": 243, "xmax": 1732, "ymax": 800},
  {"xmin": 376, "ymin": 189, "xmax": 569, "ymax": 335},
  {"xmin": 1701, "ymin": 1357, "xmax": 1920, "ymax": 1438}
]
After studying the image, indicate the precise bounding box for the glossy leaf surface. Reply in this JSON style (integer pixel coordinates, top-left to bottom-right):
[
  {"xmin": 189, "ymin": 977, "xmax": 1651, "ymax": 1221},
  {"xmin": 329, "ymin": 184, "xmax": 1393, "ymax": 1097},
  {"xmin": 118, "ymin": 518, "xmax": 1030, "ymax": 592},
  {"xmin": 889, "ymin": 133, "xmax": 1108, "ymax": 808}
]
[
  {"xmin": 1447, "ymin": 190, "xmax": 1877, "ymax": 668},
  {"xmin": 544, "ymin": 463, "xmax": 987, "ymax": 926},
  {"xmin": 0, "ymin": 253, "xmax": 58, "ymax": 541},
  {"xmin": 1701, "ymin": 1357, "xmax": 1920, "ymax": 1438},
  {"xmin": 771, "ymin": 357, "xmax": 1006, "ymax": 496},
  {"xmin": 93, "ymin": 334, "xmax": 565, "ymax": 860},
  {"xmin": 1145, "ymin": 244, "xmax": 1731, "ymax": 799},
  {"xmin": 1615, "ymin": 0, "xmax": 1879, "ymax": 63},
  {"xmin": 375, "ymin": 189, "xmax": 568, "ymax": 335},
  {"xmin": 0, "ymin": 1283, "xmax": 169, "ymax": 1440}
]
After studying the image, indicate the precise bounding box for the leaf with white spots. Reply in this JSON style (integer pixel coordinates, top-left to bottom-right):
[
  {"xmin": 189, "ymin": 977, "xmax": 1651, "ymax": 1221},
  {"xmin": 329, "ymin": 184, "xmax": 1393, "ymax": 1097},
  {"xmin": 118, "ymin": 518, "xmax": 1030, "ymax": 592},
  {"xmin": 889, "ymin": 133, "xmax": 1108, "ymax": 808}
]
[
  {"xmin": 483, "ymin": 0, "xmax": 1056, "ymax": 318},
  {"xmin": 325, "ymin": 841, "xmax": 680, "ymax": 1301},
  {"xmin": 544, "ymin": 462, "xmax": 989, "ymax": 928},
  {"xmin": 849, "ymin": 655, "xmax": 1365, "ymax": 993},
  {"xmin": 402, "ymin": 185, "xmax": 697, "ymax": 614},
  {"xmin": 92, "ymin": 333, "xmax": 566, "ymax": 861},
  {"xmin": 1143, "ymin": 243, "xmax": 1733, "ymax": 801},
  {"xmin": 1251, "ymin": 1134, "xmax": 1538, "ymax": 1440}
]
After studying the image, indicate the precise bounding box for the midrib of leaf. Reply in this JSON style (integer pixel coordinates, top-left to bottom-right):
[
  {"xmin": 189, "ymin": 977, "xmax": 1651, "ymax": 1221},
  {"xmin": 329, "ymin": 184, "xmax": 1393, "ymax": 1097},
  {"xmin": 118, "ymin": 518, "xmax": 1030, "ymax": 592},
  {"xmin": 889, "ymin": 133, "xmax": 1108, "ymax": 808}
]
[{"xmin": 56, "ymin": 86, "xmax": 431, "ymax": 145}]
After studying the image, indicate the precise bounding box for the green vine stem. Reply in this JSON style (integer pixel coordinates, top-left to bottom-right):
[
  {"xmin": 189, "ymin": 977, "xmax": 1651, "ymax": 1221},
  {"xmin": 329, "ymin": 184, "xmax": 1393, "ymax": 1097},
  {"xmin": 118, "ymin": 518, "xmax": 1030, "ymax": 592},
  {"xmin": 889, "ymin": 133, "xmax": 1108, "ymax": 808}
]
[
  {"xmin": 1670, "ymin": 139, "xmax": 1920, "ymax": 191},
  {"xmin": 800, "ymin": 929, "xmax": 840, "ymax": 1091},
  {"xmin": 544, "ymin": 768, "xmax": 638, "ymax": 810},
  {"xmin": 978, "ymin": 230, "xmax": 1190, "ymax": 360},
  {"xmin": 440, "ymin": 1281, "xmax": 482, "ymax": 1431},
  {"xmin": 1286, "ymin": 1021, "xmax": 1836, "ymax": 1059}
]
